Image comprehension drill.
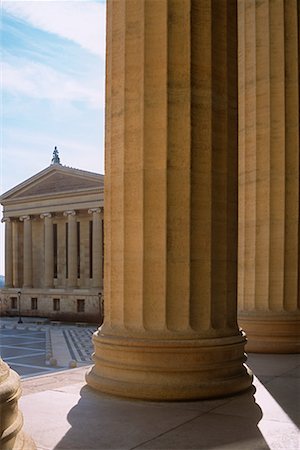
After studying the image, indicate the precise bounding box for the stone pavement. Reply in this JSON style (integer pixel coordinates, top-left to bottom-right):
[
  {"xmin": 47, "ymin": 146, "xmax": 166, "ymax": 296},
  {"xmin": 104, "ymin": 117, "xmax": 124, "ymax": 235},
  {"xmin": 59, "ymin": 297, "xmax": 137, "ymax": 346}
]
[
  {"xmin": 0, "ymin": 317, "xmax": 97, "ymax": 378},
  {"xmin": 19, "ymin": 353, "xmax": 300, "ymax": 450}
]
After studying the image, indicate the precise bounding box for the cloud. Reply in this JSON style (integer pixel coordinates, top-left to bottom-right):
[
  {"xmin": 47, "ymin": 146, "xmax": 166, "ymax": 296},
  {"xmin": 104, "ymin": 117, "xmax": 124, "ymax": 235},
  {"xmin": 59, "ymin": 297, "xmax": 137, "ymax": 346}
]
[
  {"xmin": 2, "ymin": 60, "xmax": 104, "ymax": 108},
  {"xmin": 2, "ymin": 1, "xmax": 106, "ymax": 59}
]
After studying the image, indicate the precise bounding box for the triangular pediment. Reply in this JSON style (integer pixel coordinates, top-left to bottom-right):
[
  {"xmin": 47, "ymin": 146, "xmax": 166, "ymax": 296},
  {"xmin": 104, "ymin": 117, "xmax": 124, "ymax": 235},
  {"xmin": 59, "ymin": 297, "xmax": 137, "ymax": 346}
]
[{"xmin": 1, "ymin": 165, "xmax": 104, "ymax": 201}]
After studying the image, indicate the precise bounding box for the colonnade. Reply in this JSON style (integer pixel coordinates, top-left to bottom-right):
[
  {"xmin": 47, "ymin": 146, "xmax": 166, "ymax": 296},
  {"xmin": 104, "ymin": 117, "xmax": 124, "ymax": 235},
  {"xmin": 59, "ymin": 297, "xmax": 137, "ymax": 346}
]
[{"xmin": 2, "ymin": 208, "xmax": 103, "ymax": 290}]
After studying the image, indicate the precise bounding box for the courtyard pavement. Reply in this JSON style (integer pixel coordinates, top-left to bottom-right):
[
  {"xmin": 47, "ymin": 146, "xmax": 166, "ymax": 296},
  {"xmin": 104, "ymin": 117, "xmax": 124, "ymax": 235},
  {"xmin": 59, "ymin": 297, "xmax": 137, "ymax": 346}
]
[
  {"xmin": 1, "ymin": 318, "xmax": 299, "ymax": 449},
  {"xmin": 0, "ymin": 317, "xmax": 97, "ymax": 378},
  {"xmin": 19, "ymin": 353, "xmax": 300, "ymax": 450}
]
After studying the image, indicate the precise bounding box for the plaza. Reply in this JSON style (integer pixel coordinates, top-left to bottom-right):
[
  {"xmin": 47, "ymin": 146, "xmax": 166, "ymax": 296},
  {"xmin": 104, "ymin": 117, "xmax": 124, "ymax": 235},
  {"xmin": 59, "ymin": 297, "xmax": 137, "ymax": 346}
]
[
  {"xmin": 0, "ymin": 318, "xmax": 299, "ymax": 449},
  {"xmin": 0, "ymin": 318, "xmax": 96, "ymax": 378},
  {"xmin": 18, "ymin": 352, "xmax": 300, "ymax": 449}
]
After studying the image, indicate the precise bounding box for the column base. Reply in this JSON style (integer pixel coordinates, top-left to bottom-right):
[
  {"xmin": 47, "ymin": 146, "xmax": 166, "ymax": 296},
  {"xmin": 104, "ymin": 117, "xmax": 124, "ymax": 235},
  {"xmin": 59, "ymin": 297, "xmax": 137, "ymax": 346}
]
[
  {"xmin": 86, "ymin": 332, "xmax": 253, "ymax": 401},
  {"xmin": 239, "ymin": 313, "xmax": 300, "ymax": 353},
  {"xmin": 0, "ymin": 361, "xmax": 36, "ymax": 450}
]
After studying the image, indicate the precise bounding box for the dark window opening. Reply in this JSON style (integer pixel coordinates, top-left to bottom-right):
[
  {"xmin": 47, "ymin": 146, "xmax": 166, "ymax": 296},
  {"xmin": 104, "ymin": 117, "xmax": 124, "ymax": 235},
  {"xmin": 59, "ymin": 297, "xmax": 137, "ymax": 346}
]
[
  {"xmin": 53, "ymin": 223, "xmax": 58, "ymax": 278},
  {"xmin": 53, "ymin": 298, "xmax": 60, "ymax": 311},
  {"xmin": 77, "ymin": 299, "xmax": 85, "ymax": 313},
  {"xmin": 77, "ymin": 221, "xmax": 80, "ymax": 278},
  {"xmin": 31, "ymin": 298, "xmax": 38, "ymax": 310},
  {"xmin": 102, "ymin": 218, "xmax": 104, "ymax": 280},
  {"xmin": 65, "ymin": 223, "xmax": 68, "ymax": 278},
  {"xmin": 11, "ymin": 297, "xmax": 17, "ymax": 309},
  {"xmin": 89, "ymin": 220, "xmax": 93, "ymax": 278}
]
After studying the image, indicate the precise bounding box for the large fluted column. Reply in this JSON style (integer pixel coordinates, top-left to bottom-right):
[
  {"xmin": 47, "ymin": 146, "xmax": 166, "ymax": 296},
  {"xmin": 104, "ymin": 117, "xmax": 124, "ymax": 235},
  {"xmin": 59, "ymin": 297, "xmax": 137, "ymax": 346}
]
[
  {"xmin": 0, "ymin": 359, "xmax": 36, "ymax": 449},
  {"xmin": 238, "ymin": 0, "xmax": 299, "ymax": 353},
  {"xmin": 20, "ymin": 215, "xmax": 32, "ymax": 288},
  {"xmin": 2, "ymin": 218, "xmax": 13, "ymax": 288},
  {"xmin": 40, "ymin": 213, "xmax": 54, "ymax": 288},
  {"xmin": 64, "ymin": 210, "xmax": 77, "ymax": 288},
  {"xmin": 86, "ymin": 0, "xmax": 252, "ymax": 400},
  {"xmin": 88, "ymin": 208, "xmax": 103, "ymax": 288}
]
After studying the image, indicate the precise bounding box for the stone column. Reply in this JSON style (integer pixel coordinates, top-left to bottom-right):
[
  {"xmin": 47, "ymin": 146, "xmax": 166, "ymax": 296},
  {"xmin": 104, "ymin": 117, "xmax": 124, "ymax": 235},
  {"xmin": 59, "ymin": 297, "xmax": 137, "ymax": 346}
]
[
  {"xmin": 0, "ymin": 359, "xmax": 36, "ymax": 449},
  {"xmin": 19, "ymin": 215, "xmax": 32, "ymax": 288},
  {"xmin": 1, "ymin": 218, "xmax": 13, "ymax": 288},
  {"xmin": 88, "ymin": 208, "xmax": 103, "ymax": 288},
  {"xmin": 86, "ymin": 0, "xmax": 252, "ymax": 400},
  {"xmin": 40, "ymin": 213, "xmax": 54, "ymax": 288},
  {"xmin": 238, "ymin": 0, "xmax": 299, "ymax": 353},
  {"xmin": 63, "ymin": 210, "xmax": 77, "ymax": 288}
]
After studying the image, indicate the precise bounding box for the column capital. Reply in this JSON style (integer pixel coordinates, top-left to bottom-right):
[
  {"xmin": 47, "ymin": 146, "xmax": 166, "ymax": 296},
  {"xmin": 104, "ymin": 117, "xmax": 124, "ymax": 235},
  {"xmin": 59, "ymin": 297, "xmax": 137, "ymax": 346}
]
[
  {"xmin": 63, "ymin": 210, "xmax": 76, "ymax": 217},
  {"xmin": 19, "ymin": 215, "xmax": 31, "ymax": 222},
  {"xmin": 40, "ymin": 212, "xmax": 52, "ymax": 219},
  {"xmin": 88, "ymin": 207, "xmax": 103, "ymax": 215},
  {"xmin": 1, "ymin": 217, "xmax": 11, "ymax": 223}
]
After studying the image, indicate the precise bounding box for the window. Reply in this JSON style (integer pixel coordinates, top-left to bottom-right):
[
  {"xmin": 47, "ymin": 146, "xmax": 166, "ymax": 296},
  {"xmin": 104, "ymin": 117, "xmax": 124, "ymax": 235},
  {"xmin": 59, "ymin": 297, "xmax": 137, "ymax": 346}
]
[
  {"xmin": 11, "ymin": 297, "xmax": 17, "ymax": 309},
  {"xmin": 102, "ymin": 218, "xmax": 104, "ymax": 279},
  {"xmin": 31, "ymin": 298, "xmax": 38, "ymax": 310},
  {"xmin": 65, "ymin": 223, "xmax": 68, "ymax": 278},
  {"xmin": 53, "ymin": 298, "xmax": 60, "ymax": 311},
  {"xmin": 77, "ymin": 221, "xmax": 80, "ymax": 278},
  {"xmin": 53, "ymin": 223, "xmax": 58, "ymax": 278},
  {"xmin": 89, "ymin": 220, "xmax": 93, "ymax": 278},
  {"xmin": 77, "ymin": 299, "xmax": 85, "ymax": 313}
]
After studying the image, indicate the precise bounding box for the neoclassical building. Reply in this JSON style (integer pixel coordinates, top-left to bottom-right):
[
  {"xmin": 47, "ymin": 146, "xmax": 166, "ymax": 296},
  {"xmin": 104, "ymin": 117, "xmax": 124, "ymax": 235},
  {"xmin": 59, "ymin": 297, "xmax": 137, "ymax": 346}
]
[{"xmin": 0, "ymin": 149, "xmax": 104, "ymax": 323}]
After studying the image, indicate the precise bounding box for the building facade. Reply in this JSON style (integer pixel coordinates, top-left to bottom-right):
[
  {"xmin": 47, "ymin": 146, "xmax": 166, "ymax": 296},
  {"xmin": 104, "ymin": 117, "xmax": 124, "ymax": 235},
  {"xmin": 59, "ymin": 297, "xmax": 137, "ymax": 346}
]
[{"xmin": 0, "ymin": 153, "xmax": 104, "ymax": 323}]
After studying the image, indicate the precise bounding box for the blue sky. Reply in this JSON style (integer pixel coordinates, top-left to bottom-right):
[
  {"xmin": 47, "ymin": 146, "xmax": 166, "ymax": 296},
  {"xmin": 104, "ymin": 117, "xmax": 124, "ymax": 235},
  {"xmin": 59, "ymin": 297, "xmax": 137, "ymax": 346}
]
[{"xmin": 0, "ymin": 0, "xmax": 106, "ymax": 275}]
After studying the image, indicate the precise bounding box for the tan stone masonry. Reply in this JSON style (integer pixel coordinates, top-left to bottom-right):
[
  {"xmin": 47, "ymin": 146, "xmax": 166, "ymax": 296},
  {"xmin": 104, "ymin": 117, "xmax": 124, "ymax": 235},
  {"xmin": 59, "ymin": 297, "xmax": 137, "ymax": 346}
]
[
  {"xmin": 86, "ymin": 0, "xmax": 253, "ymax": 400},
  {"xmin": 238, "ymin": 0, "xmax": 300, "ymax": 353}
]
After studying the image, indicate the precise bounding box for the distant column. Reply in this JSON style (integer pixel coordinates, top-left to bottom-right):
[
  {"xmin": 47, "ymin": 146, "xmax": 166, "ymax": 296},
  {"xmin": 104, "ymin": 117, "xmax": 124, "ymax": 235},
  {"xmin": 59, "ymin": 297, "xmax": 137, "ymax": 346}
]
[
  {"xmin": 40, "ymin": 213, "xmax": 54, "ymax": 288},
  {"xmin": 1, "ymin": 218, "xmax": 13, "ymax": 288},
  {"xmin": 63, "ymin": 210, "xmax": 77, "ymax": 288},
  {"xmin": 20, "ymin": 215, "xmax": 32, "ymax": 288},
  {"xmin": 88, "ymin": 208, "xmax": 103, "ymax": 288},
  {"xmin": 238, "ymin": 0, "xmax": 299, "ymax": 352}
]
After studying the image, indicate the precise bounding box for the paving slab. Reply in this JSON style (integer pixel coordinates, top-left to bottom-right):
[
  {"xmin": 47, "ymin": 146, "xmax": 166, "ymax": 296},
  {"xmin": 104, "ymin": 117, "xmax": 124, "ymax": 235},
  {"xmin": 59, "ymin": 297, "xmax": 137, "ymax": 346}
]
[{"xmin": 17, "ymin": 353, "xmax": 300, "ymax": 450}]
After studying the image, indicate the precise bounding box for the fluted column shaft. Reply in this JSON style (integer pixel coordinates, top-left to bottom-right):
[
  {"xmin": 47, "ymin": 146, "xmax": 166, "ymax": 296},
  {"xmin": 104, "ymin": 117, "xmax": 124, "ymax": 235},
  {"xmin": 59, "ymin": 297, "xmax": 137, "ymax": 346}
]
[
  {"xmin": 238, "ymin": 0, "xmax": 299, "ymax": 353},
  {"xmin": 20, "ymin": 216, "xmax": 32, "ymax": 288},
  {"xmin": 64, "ymin": 210, "xmax": 77, "ymax": 288},
  {"xmin": 89, "ymin": 208, "xmax": 103, "ymax": 288},
  {"xmin": 2, "ymin": 218, "xmax": 13, "ymax": 288},
  {"xmin": 40, "ymin": 213, "xmax": 54, "ymax": 288},
  {"xmin": 86, "ymin": 0, "xmax": 252, "ymax": 400}
]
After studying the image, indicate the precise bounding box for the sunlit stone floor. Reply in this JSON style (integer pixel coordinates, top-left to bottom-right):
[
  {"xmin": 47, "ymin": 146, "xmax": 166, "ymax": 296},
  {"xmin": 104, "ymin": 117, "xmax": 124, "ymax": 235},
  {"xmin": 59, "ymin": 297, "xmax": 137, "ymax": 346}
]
[{"xmin": 19, "ymin": 353, "xmax": 299, "ymax": 450}]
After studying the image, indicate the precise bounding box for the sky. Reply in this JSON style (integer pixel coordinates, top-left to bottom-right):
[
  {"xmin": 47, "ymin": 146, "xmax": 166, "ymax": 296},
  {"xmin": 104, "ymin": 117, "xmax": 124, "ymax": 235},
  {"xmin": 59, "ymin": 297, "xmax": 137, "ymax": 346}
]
[{"xmin": 0, "ymin": 0, "xmax": 106, "ymax": 276}]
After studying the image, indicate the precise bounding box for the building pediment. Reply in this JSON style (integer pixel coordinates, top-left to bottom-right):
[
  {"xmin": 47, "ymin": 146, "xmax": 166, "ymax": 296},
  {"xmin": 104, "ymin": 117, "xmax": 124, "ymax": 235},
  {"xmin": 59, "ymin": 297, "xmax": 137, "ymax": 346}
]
[{"xmin": 1, "ymin": 165, "xmax": 104, "ymax": 202}]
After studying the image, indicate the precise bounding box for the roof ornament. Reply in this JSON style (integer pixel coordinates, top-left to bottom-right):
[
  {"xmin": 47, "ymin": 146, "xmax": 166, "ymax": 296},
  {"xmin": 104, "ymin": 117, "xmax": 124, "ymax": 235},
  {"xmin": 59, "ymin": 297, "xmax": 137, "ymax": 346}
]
[{"xmin": 51, "ymin": 146, "xmax": 61, "ymax": 165}]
